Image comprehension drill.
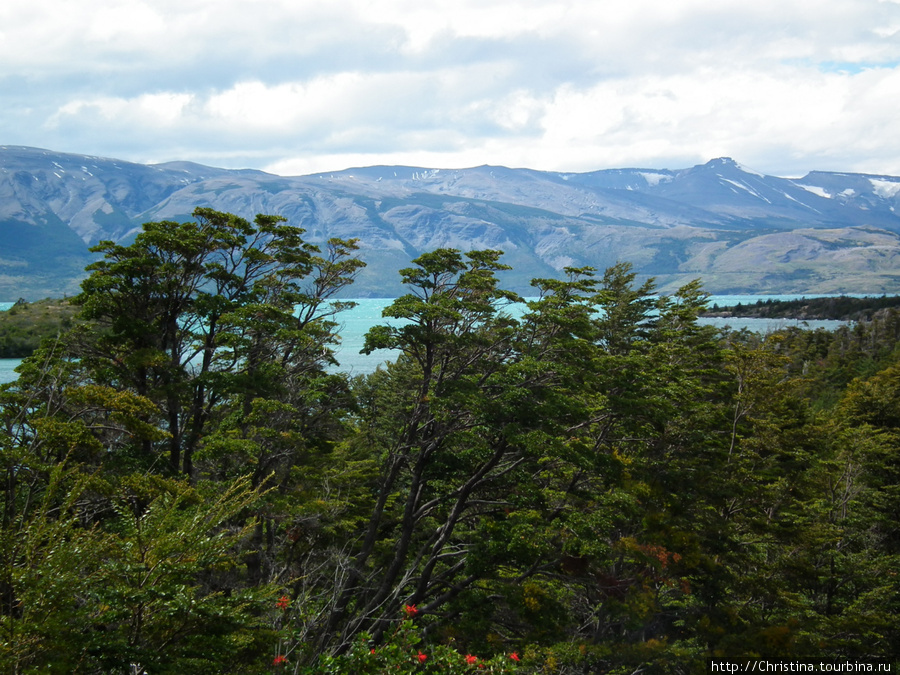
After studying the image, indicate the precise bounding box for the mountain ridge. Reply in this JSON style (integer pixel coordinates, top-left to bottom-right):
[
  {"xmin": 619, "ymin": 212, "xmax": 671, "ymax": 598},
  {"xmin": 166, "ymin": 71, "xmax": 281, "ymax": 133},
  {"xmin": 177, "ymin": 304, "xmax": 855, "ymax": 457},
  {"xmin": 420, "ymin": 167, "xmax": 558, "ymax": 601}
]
[{"xmin": 2, "ymin": 146, "xmax": 900, "ymax": 299}]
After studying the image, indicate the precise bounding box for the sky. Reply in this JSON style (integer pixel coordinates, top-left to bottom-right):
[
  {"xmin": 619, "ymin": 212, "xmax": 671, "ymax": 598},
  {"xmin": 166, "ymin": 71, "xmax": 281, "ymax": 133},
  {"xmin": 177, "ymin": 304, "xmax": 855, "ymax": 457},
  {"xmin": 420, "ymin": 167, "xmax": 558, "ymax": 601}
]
[{"xmin": 2, "ymin": 0, "xmax": 900, "ymax": 178}]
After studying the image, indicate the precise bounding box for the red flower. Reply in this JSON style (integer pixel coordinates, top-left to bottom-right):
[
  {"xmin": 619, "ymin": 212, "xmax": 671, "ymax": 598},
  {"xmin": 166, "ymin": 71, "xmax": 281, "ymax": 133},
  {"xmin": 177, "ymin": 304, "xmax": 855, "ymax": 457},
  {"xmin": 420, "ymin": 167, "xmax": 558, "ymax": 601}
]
[
  {"xmin": 509, "ymin": 652, "xmax": 521, "ymax": 662},
  {"xmin": 466, "ymin": 654, "xmax": 478, "ymax": 665},
  {"xmin": 275, "ymin": 595, "xmax": 290, "ymax": 611},
  {"xmin": 273, "ymin": 654, "xmax": 287, "ymax": 666},
  {"xmin": 371, "ymin": 648, "xmax": 376, "ymax": 654},
  {"xmin": 417, "ymin": 651, "xmax": 428, "ymax": 663},
  {"xmin": 404, "ymin": 603, "xmax": 419, "ymax": 618}
]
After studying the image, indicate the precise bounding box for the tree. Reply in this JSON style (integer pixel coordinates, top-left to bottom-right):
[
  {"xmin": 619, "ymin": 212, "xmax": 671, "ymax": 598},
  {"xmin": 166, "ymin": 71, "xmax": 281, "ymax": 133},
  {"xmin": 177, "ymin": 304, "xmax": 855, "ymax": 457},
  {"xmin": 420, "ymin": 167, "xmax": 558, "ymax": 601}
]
[
  {"xmin": 308, "ymin": 249, "xmax": 525, "ymax": 652},
  {"xmin": 74, "ymin": 207, "xmax": 363, "ymax": 478},
  {"xmin": 0, "ymin": 208, "xmax": 365, "ymax": 673}
]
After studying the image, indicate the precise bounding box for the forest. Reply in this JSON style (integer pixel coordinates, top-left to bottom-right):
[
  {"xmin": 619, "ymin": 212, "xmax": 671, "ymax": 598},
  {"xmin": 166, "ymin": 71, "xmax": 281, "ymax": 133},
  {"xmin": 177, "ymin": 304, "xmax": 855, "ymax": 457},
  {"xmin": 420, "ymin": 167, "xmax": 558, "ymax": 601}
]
[
  {"xmin": 1, "ymin": 208, "xmax": 898, "ymax": 674},
  {"xmin": 703, "ymin": 295, "xmax": 900, "ymax": 321}
]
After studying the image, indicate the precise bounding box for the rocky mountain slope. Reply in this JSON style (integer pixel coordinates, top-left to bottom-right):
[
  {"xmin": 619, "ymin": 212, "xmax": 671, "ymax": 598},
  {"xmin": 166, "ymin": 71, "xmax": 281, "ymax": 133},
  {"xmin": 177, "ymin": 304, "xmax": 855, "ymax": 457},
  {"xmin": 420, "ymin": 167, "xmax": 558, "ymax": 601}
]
[{"xmin": 2, "ymin": 146, "xmax": 900, "ymax": 299}]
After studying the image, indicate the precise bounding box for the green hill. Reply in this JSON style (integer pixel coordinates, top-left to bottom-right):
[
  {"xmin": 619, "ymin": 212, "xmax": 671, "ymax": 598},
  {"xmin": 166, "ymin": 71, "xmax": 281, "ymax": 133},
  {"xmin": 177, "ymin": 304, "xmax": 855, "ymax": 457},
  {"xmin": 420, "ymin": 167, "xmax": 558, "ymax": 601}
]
[{"xmin": 0, "ymin": 297, "xmax": 80, "ymax": 357}]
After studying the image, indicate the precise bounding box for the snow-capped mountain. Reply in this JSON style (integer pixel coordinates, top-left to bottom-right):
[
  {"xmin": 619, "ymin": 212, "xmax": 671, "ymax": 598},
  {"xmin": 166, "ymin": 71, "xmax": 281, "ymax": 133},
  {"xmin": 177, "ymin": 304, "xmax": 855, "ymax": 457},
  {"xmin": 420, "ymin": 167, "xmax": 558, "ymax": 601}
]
[{"xmin": 2, "ymin": 146, "xmax": 900, "ymax": 299}]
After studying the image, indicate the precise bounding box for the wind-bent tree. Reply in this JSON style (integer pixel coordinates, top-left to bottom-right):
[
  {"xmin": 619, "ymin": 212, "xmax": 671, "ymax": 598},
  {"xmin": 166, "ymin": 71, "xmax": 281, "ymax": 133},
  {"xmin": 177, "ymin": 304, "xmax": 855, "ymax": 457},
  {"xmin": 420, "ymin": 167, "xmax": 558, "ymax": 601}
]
[
  {"xmin": 309, "ymin": 249, "xmax": 525, "ymax": 650},
  {"xmin": 302, "ymin": 255, "xmax": 668, "ymax": 661}
]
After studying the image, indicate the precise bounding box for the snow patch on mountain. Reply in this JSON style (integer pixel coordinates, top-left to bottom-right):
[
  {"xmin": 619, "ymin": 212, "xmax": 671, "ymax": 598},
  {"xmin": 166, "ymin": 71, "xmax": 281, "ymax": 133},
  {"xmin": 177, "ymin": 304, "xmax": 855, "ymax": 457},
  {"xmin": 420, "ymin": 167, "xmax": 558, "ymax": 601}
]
[
  {"xmin": 797, "ymin": 184, "xmax": 830, "ymax": 198},
  {"xmin": 638, "ymin": 172, "xmax": 671, "ymax": 187},
  {"xmin": 721, "ymin": 178, "xmax": 770, "ymax": 203},
  {"xmin": 735, "ymin": 162, "xmax": 766, "ymax": 178},
  {"xmin": 869, "ymin": 178, "xmax": 900, "ymax": 199}
]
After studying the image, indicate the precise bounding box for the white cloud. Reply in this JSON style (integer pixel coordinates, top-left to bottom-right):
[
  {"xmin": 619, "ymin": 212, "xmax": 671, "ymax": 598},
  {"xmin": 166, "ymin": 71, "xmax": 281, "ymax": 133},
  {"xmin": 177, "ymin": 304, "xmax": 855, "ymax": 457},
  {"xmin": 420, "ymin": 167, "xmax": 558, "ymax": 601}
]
[
  {"xmin": 86, "ymin": 1, "xmax": 167, "ymax": 45},
  {"xmin": 352, "ymin": 0, "xmax": 569, "ymax": 51},
  {"xmin": 3, "ymin": 0, "xmax": 900, "ymax": 176},
  {"xmin": 52, "ymin": 92, "xmax": 194, "ymax": 127},
  {"xmin": 203, "ymin": 77, "xmax": 364, "ymax": 131}
]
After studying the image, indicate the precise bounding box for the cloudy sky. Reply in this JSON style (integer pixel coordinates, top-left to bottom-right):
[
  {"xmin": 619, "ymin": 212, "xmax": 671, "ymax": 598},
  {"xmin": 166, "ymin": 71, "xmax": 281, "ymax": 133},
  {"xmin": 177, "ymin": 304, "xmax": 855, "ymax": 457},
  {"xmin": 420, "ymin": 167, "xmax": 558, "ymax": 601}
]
[{"xmin": 2, "ymin": 0, "xmax": 900, "ymax": 177}]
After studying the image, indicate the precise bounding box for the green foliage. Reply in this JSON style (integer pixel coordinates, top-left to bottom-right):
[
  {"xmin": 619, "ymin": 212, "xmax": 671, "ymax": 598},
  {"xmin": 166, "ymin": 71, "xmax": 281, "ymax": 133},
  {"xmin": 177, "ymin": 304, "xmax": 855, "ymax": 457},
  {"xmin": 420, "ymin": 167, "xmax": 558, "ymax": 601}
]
[
  {"xmin": 82, "ymin": 476, "xmax": 274, "ymax": 673},
  {"xmin": 2, "ymin": 213, "xmax": 900, "ymax": 672},
  {"xmin": 0, "ymin": 465, "xmax": 275, "ymax": 673},
  {"xmin": 306, "ymin": 614, "xmax": 523, "ymax": 674},
  {"xmin": 1, "ymin": 209, "xmax": 365, "ymax": 673},
  {"xmin": 74, "ymin": 208, "xmax": 364, "ymax": 477},
  {"xmin": 0, "ymin": 463, "xmax": 102, "ymax": 673}
]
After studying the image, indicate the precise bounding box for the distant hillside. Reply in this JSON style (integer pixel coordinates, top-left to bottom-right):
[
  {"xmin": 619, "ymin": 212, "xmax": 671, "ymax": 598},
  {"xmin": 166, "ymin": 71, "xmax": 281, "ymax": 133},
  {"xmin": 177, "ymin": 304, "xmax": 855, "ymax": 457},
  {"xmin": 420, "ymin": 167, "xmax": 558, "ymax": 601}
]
[
  {"xmin": 3, "ymin": 146, "xmax": 900, "ymax": 299},
  {"xmin": 703, "ymin": 295, "xmax": 900, "ymax": 321},
  {"xmin": 0, "ymin": 297, "xmax": 79, "ymax": 357}
]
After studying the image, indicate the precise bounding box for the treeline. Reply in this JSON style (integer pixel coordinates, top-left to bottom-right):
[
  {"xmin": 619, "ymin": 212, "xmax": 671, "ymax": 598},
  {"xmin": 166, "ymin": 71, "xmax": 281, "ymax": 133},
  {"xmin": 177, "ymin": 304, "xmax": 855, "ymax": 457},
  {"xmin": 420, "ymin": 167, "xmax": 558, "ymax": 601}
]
[
  {"xmin": 1, "ymin": 209, "xmax": 898, "ymax": 674},
  {"xmin": 704, "ymin": 293, "xmax": 900, "ymax": 320}
]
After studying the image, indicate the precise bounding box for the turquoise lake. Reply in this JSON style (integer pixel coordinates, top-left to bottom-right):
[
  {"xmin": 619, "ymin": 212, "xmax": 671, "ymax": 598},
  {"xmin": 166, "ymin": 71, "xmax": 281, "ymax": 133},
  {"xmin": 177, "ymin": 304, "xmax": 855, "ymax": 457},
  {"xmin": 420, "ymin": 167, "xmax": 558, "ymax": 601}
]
[{"xmin": 0, "ymin": 296, "xmax": 851, "ymax": 384}]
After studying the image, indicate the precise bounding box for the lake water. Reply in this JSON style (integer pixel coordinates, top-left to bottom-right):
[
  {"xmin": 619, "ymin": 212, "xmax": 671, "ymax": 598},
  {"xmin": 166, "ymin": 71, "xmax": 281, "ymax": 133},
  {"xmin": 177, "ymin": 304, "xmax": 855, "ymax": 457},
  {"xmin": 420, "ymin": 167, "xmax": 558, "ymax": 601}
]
[{"xmin": 0, "ymin": 296, "xmax": 851, "ymax": 384}]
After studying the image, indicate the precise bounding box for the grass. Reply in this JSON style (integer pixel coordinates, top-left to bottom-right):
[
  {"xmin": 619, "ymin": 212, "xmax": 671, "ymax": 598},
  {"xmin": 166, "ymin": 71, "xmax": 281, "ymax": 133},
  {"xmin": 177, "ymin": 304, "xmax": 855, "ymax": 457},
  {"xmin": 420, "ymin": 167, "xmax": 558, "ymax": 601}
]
[{"xmin": 0, "ymin": 298, "xmax": 79, "ymax": 357}]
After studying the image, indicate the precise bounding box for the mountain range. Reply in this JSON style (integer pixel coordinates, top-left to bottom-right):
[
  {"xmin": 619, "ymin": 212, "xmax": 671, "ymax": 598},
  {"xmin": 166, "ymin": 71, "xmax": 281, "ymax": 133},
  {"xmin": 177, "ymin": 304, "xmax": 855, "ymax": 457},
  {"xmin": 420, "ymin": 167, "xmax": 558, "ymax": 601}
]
[{"xmin": 3, "ymin": 145, "xmax": 900, "ymax": 299}]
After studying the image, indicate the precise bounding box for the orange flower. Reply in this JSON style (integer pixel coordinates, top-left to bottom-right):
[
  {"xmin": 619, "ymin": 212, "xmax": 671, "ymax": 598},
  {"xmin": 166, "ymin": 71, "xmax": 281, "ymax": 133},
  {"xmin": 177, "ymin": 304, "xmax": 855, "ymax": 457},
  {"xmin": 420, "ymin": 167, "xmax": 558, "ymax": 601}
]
[
  {"xmin": 275, "ymin": 595, "xmax": 290, "ymax": 611},
  {"xmin": 417, "ymin": 651, "xmax": 428, "ymax": 663}
]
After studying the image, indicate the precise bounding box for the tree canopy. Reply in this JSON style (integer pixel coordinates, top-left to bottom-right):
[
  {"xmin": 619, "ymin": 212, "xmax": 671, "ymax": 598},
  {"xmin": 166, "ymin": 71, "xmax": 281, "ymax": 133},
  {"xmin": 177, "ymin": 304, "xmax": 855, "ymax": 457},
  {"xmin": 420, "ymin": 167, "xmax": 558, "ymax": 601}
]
[{"xmin": 1, "ymin": 208, "xmax": 898, "ymax": 673}]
